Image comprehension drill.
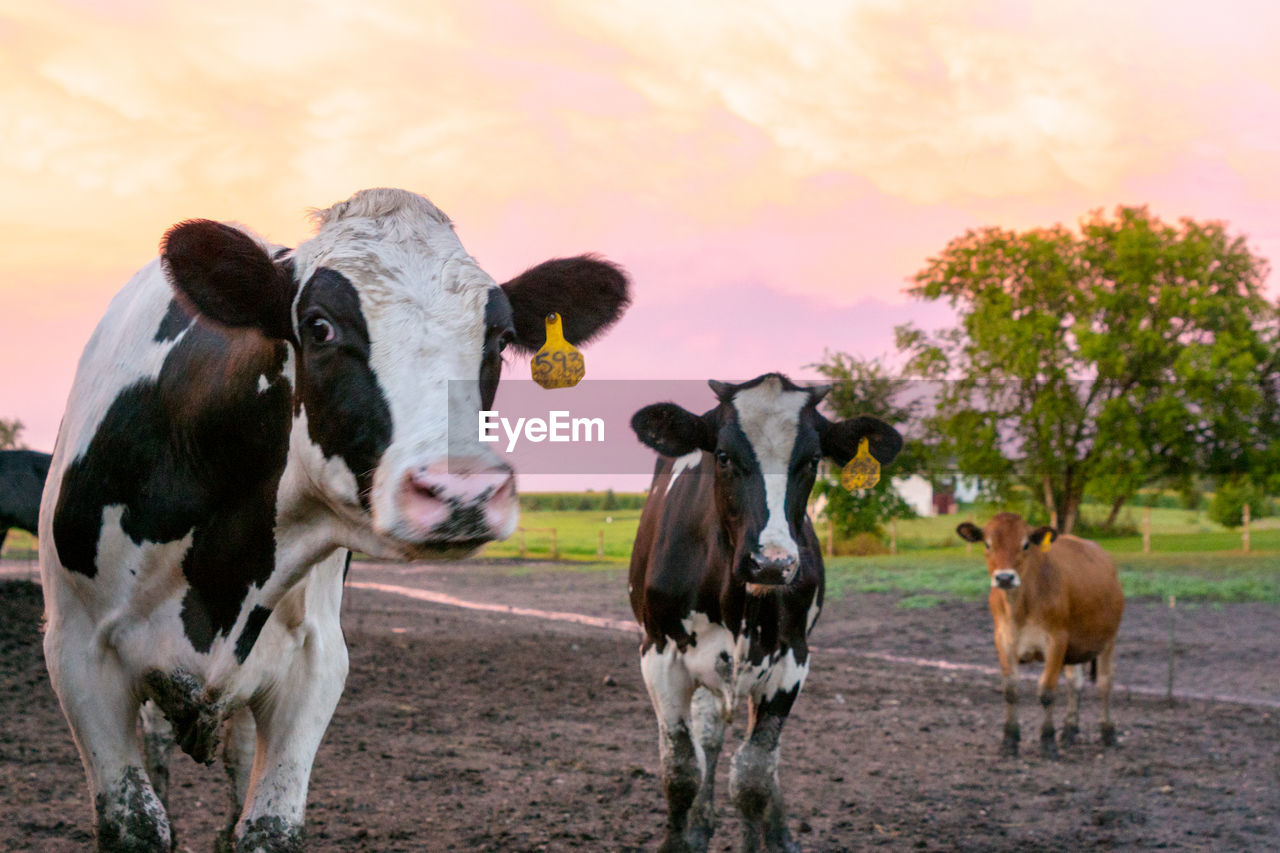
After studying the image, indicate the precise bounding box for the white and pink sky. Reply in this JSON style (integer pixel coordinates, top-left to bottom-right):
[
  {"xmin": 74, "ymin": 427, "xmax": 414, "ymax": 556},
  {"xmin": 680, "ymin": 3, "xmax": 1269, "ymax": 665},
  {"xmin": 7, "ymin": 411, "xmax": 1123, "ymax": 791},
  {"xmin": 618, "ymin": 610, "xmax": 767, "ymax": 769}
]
[{"xmin": 3, "ymin": 0, "xmax": 1278, "ymax": 454}]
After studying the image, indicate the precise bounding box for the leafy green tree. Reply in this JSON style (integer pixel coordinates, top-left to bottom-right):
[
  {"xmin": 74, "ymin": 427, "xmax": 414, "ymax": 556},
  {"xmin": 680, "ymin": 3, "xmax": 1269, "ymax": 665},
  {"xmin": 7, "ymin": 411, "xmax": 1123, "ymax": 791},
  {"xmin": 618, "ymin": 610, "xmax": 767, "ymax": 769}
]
[
  {"xmin": 1208, "ymin": 476, "xmax": 1267, "ymax": 529},
  {"xmin": 809, "ymin": 352, "xmax": 923, "ymax": 537},
  {"xmin": 0, "ymin": 418, "xmax": 24, "ymax": 450},
  {"xmin": 897, "ymin": 206, "xmax": 1273, "ymax": 533}
]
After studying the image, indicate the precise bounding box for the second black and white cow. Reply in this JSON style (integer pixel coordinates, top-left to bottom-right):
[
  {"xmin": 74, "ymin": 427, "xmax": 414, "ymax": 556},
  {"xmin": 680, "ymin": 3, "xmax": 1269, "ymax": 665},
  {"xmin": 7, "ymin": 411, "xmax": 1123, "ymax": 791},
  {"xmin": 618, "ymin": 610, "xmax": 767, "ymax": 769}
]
[
  {"xmin": 40, "ymin": 188, "xmax": 630, "ymax": 852},
  {"xmin": 629, "ymin": 374, "xmax": 902, "ymax": 853},
  {"xmin": 0, "ymin": 449, "xmax": 51, "ymax": 552}
]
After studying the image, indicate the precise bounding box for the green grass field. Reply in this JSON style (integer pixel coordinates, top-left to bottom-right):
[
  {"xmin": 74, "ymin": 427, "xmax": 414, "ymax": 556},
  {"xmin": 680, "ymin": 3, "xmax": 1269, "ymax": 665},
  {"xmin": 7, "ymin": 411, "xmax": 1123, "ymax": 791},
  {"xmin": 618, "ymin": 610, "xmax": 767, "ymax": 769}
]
[
  {"xmin": 7, "ymin": 500, "xmax": 1276, "ymax": 604},
  {"xmin": 473, "ymin": 501, "xmax": 1280, "ymax": 604}
]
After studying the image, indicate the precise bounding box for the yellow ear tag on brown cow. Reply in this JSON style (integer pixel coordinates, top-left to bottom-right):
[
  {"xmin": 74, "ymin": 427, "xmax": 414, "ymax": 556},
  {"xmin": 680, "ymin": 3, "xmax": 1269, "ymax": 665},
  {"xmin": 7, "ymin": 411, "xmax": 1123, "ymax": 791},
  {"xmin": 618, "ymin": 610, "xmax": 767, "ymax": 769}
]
[
  {"xmin": 1040, "ymin": 531, "xmax": 1054, "ymax": 553},
  {"xmin": 840, "ymin": 437, "xmax": 880, "ymax": 492},
  {"xmin": 530, "ymin": 312, "xmax": 585, "ymax": 389}
]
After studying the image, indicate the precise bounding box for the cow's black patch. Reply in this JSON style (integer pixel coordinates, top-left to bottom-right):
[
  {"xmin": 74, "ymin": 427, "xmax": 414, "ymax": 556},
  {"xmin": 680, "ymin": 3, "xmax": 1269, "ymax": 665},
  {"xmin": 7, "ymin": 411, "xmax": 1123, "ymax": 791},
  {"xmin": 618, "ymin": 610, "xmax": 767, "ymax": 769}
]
[
  {"xmin": 154, "ymin": 299, "xmax": 194, "ymax": 342},
  {"xmin": 294, "ymin": 268, "xmax": 392, "ymax": 508},
  {"xmin": 53, "ymin": 316, "xmax": 291, "ymax": 653},
  {"xmin": 479, "ymin": 287, "xmax": 514, "ymax": 410},
  {"xmin": 235, "ymin": 605, "xmax": 273, "ymax": 664}
]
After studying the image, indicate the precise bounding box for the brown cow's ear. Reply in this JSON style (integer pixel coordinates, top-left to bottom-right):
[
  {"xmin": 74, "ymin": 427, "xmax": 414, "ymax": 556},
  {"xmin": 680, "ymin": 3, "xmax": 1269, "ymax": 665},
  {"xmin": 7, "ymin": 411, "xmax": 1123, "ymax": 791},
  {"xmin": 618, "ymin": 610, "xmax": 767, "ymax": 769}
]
[
  {"xmin": 160, "ymin": 220, "xmax": 295, "ymax": 340},
  {"xmin": 631, "ymin": 403, "xmax": 716, "ymax": 457},
  {"xmin": 956, "ymin": 522, "xmax": 984, "ymax": 543},
  {"xmin": 1028, "ymin": 526, "xmax": 1058, "ymax": 548}
]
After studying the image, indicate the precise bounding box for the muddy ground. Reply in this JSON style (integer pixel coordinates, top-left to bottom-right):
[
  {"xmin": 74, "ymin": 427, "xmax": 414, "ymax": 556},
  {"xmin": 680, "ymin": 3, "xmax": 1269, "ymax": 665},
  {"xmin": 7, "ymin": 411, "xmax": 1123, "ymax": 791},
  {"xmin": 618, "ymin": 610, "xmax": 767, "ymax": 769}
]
[{"xmin": 2, "ymin": 560, "xmax": 1277, "ymax": 851}]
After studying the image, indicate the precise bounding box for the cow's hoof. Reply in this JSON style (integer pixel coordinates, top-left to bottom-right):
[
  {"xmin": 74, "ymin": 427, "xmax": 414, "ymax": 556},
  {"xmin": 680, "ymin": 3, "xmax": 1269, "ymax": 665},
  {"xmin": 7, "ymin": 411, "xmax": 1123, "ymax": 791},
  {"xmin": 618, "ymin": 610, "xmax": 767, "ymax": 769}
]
[
  {"xmin": 1100, "ymin": 723, "xmax": 1117, "ymax": 747},
  {"xmin": 1000, "ymin": 723, "xmax": 1020, "ymax": 757},
  {"xmin": 1060, "ymin": 724, "xmax": 1079, "ymax": 747},
  {"xmin": 1040, "ymin": 730, "xmax": 1059, "ymax": 760},
  {"xmin": 658, "ymin": 834, "xmax": 694, "ymax": 853},
  {"xmin": 235, "ymin": 817, "xmax": 303, "ymax": 853}
]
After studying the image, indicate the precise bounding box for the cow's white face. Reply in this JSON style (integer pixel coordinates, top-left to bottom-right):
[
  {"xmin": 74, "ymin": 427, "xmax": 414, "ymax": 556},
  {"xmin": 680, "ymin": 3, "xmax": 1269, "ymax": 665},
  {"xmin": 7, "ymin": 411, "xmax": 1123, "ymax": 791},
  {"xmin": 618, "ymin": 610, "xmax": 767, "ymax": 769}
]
[{"xmin": 162, "ymin": 188, "xmax": 630, "ymax": 557}]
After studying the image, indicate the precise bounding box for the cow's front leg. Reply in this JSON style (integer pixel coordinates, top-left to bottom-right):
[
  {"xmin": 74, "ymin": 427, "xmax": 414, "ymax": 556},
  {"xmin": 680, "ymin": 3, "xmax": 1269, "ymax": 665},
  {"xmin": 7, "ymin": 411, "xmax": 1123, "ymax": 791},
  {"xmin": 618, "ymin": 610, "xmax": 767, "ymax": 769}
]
[
  {"xmin": 215, "ymin": 708, "xmax": 257, "ymax": 853},
  {"xmin": 139, "ymin": 700, "xmax": 174, "ymax": 811},
  {"xmin": 234, "ymin": 606, "xmax": 348, "ymax": 851},
  {"xmin": 1060, "ymin": 664, "xmax": 1084, "ymax": 747},
  {"xmin": 995, "ymin": 634, "xmax": 1020, "ymax": 757},
  {"xmin": 45, "ymin": 622, "xmax": 172, "ymax": 852},
  {"xmin": 731, "ymin": 666, "xmax": 804, "ymax": 853},
  {"xmin": 686, "ymin": 687, "xmax": 726, "ymax": 850},
  {"xmin": 640, "ymin": 641, "xmax": 701, "ymax": 853},
  {"xmin": 1037, "ymin": 636, "xmax": 1068, "ymax": 760}
]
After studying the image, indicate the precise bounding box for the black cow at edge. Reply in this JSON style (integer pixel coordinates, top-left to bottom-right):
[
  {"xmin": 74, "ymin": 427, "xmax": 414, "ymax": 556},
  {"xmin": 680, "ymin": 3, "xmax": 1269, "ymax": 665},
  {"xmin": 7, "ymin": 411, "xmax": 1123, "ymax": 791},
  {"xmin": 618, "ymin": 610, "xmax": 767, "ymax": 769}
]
[
  {"xmin": 0, "ymin": 449, "xmax": 51, "ymax": 552},
  {"xmin": 629, "ymin": 374, "xmax": 903, "ymax": 853},
  {"xmin": 39, "ymin": 188, "xmax": 630, "ymax": 852}
]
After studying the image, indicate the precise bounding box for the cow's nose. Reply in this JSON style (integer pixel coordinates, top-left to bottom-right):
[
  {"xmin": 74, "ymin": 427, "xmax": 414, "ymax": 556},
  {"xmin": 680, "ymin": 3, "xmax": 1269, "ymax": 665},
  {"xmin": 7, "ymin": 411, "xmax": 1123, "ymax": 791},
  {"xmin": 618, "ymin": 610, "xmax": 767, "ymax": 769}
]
[
  {"xmin": 399, "ymin": 458, "xmax": 516, "ymax": 541},
  {"xmin": 992, "ymin": 570, "xmax": 1020, "ymax": 590},
  {"xmin": 751, "ymin": 546, "xmax": 798, "ymax": 585}
]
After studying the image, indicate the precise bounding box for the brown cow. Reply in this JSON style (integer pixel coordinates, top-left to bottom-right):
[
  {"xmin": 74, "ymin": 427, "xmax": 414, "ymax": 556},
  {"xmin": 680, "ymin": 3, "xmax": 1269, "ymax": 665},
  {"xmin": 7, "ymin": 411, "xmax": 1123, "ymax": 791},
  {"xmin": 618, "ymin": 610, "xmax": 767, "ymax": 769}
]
[{"xmin": 957, "ymin": 513, "xmax": 1124, "ymax": 758}]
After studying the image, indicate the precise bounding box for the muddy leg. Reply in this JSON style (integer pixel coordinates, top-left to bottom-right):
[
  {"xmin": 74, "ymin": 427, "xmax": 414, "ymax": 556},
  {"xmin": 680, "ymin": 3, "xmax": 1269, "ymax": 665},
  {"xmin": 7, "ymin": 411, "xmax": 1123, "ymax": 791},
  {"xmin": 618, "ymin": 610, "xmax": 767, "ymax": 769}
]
[
  {"xmin": 1038, "ymin": 639, "xmax": 1067, "ymax": 760},
  {"xmin": 138, "ymin": 701, "xmax": 173, "ymax": 811},
  {"xmin": 686, "ymin": 687, "xmax": 725, "ymax": 851},
  {"xmin": 641, "ymin": 643, "xmax": 700, "ymax": 853},
  {"xmin": 45, "ymin": 621, "xmax": 171, "ymax": 851},
  {"xmin": 1059, "ymin": 664, "xmax": 1083, "ymax": 747},
  {"xmin": 731, "ymin": 706, "xmax": 799, "ymax": 853},
  {"xmin": 1097, "ymin": 640, "xmax": 1118, "ymax": 747},
  {"xmin": 215, "ymin": 708, "xmax": 257, "ymax": 853}
]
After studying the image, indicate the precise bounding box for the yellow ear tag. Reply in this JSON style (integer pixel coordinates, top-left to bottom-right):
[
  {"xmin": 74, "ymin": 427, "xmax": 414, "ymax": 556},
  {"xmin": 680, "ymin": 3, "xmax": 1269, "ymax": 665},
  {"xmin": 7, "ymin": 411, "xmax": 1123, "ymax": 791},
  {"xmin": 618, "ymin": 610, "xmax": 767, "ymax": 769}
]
[
  {"xmin": 530, "ymin": 312, "xmax": 585, "ymax": 389},
  {"xmin": 840, "ymin": 437, "xmax": 880, "ymax": 492},
  {"xmin": 1040, "ymin": 531, "xmax": 1054, "ymax": 553}
]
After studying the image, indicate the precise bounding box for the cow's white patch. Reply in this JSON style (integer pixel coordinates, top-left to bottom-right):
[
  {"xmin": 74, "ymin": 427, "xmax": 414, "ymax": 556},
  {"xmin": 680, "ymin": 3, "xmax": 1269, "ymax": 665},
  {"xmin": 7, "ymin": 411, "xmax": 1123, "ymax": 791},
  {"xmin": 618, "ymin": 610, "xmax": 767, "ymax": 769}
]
[
  {"xmin": 1016, "ymin": 622, "xmax": 1051, "ymax": 663},
  {"xmin": 731, "ymin": 377, "xmax": 808, "ymax": 558},
  {"xmin": 666, "ymin": 451, "xmax": 703, "ymax": 495},
  {"xmin": 806, "ymin": 598, "xmax": 822, "ymax": 633},
  {"xmin": 258, "ymin": 374, "xmax": 270, "ymax": 392}
]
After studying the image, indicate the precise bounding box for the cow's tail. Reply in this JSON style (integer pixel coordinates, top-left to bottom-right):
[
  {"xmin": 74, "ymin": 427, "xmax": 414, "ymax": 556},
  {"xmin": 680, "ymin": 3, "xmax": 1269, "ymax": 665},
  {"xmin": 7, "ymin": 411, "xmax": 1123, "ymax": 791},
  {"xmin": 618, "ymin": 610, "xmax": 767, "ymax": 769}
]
[{"xmin": 1089, "ymin": 658, "xmax": 1098, "ymax": 683}]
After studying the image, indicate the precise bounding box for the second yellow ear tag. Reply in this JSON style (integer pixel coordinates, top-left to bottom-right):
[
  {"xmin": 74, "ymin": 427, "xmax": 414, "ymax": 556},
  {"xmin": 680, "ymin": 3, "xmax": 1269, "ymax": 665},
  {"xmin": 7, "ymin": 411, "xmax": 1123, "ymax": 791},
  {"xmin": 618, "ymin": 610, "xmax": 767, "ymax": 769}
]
[
  {"xmin": 841, "ymin": 437, "xmax": 880, "ymax": 492},
  {"xmin": 530, "ymin": 312, "xmax": 585, "ymax": 389},
  {"xmin": 1040, "ymin": 532, "xmax": 1054, "ymax": 553}
]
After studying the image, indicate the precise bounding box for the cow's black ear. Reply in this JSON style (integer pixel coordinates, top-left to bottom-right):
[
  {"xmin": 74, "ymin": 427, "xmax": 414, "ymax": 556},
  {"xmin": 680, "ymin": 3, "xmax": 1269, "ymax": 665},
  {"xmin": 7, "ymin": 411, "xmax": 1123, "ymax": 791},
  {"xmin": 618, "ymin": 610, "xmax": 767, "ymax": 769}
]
[
  {"xmin": 161, "ymin": 220, "xmax": 295, "ymax": 340},
  {"xmin": 956, "ymin": 522, "xmax": 985, "ymax": 543},
  {"xmin": 631, "ymin": 403, "xmax": 715, "ymax": 457},
  {"xmin": 1028, "ymin": 526, "xmax": 1058, "ymax": 548},
  {"xmin": 817, "ymin": 414, "xmax": 903, "ymax": 467},
  {"xmin": 500, "ymin": 255, "xmax": 631, "ymax": 353}
]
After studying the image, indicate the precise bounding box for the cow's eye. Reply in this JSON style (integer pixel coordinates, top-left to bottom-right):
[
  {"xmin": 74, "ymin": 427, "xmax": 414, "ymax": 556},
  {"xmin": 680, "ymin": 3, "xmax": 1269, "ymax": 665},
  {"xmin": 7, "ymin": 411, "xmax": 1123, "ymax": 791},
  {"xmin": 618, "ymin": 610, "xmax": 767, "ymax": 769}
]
[
  {"xmin": 1021, "ymin": 540, "xmax": 1030, "ymax": 551},
  {"xmin": 306, "ymin": 316, "xmax": 335, "ymax": 344},
  {"xmin": 497, "ymin": 330, "xmax": 513, "ymax": 353},
  {"xmin": 715, "ymin": 450, "xmax": 731, "ymax": 468}
]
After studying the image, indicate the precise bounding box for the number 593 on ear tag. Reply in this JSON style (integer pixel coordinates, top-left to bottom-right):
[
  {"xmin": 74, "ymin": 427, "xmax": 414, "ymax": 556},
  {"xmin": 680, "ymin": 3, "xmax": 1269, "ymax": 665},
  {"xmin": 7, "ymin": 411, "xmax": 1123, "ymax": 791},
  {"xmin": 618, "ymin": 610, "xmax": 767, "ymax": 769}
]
[
  {"xmin": 840, "ymin": 437, "xmax": 880, "ymax": 492},
  {"xmin": 531, "ymin": 313, "xmax": 585, "ymax": 389}
]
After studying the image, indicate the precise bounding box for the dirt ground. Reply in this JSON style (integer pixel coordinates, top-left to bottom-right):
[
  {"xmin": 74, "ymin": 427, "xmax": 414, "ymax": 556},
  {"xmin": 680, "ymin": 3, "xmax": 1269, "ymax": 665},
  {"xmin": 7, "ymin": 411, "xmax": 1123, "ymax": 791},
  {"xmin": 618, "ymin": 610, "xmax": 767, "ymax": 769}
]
[{"xmin": 2, "ymin": 560, "xmax": 1277, "ymax": 851}]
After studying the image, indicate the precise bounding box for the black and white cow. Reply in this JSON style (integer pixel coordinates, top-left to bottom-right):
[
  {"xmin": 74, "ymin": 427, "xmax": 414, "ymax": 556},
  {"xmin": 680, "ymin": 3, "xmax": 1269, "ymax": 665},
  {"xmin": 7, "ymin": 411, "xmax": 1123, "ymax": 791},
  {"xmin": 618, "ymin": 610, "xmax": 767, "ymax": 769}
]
[
  {"xmin": 40, "ymin": 188, "xmax": 630, "ymax": 852},
  {"xmin": 0, "ymin": 449, "xmax": 51, "ymax": 552},
  {"xmin": 628, "ymin": 374, "xmax": 902, "ymax": 853}
]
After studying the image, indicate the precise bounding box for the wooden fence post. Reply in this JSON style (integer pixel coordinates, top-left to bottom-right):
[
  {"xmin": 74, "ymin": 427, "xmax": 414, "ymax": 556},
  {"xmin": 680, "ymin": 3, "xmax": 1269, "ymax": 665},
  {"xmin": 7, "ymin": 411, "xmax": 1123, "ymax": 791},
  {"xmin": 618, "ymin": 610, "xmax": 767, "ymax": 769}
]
[
  {"xmin": 519, "ymin": 528, "xmax": 527, "ymax": 558},
  {"xmin": 1166, "ymin": 595, "xmax": 1176, "ymax": 706},
  {"xmin": 597, "ymin": 529, "xmax": 605, "ymax": 558},
  {"xmin": 1243, "ymin": 504, "xmax": 1251, "ymax": 554},
  {"xmin": 826, "ymin": 518, "xmax": 834, "ymax": 558},
  {"xmin": 889, "ymin": 518, "xmax": 898, "ymax": 555},
  {"xmin": 551, "ymin": 527, "xmax": 559, "ymax": 560},
  {"xmin": 1143, "ymin": 506, "xmax": 1151, "ymax": 554}
]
